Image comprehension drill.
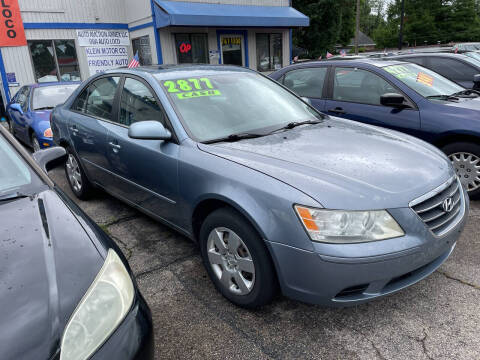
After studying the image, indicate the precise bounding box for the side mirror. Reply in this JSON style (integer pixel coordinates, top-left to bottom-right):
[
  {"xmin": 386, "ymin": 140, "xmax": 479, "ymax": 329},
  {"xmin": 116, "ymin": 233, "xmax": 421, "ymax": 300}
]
[
  {"xmin": 32, "ymin": 146, "xmax": 67, "ymax": 173},
  {"xmin": 473, "ymin": 74, "xmax": 480, "ymax": 90},
  {"xmin": 301, "ymin": 97, "xmax": 312, "ymax": 105},
  {"xmin": 380, "ymin": 93, "xmax": 405, "ymax": 108},
  {"xmin": 10, "ymin": 103, "xmax": 23, "ymax": 115},
  {"xmin": 128, "ymin": 121, "xmax": 171, "ymax": 141}
]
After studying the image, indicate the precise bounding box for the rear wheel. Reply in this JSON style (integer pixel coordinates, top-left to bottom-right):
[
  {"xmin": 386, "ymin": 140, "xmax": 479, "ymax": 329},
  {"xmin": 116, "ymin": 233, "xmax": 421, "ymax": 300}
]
[
  {"xmin": 199, "ymin": 207, "xmax": 278, "ymax": 309},
  {"xmin": 442, "ymin": 142, "xmax": 480, "ymax": 199},
  {"xmin": 65, "ymin": 147, "xmax": 93, "ymax": 200},
  {"xmin": 31, "ymin": 133, "xmax": 41, "ymax": 152}
]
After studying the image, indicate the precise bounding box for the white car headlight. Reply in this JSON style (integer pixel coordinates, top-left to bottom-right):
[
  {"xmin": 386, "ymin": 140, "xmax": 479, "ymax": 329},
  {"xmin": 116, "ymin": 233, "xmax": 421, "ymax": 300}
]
[
  {"xmin": 295, "ymin": 205, "xmax": 404, "ymax": 243},
  {"xmin": 60, "ymin": 249, "xmax": 134, "ymax": 360}
]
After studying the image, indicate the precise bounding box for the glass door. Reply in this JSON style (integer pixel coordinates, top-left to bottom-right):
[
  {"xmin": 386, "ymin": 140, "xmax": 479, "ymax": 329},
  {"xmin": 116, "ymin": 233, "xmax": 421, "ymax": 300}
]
[{"xmin": 220, "ymin": 34, "xmax": 245, "ymax": 66}]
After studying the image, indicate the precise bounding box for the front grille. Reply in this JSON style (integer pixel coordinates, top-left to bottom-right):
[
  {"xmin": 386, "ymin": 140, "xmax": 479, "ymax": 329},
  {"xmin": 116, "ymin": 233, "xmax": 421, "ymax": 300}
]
[{"xmin": 410, "ymin": 177, "xmax": 463, "ymax": 236}]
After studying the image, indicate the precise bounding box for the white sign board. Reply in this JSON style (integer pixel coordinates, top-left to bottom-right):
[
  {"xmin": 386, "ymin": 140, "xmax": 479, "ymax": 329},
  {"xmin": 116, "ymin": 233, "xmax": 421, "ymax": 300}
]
[
  {"xmin": 77, "ymin": 30, "xmax": 130, "ymax": 76},
  {"xmin": 76, "ymin": 30, "xmax": 130, "ymax": 47}
]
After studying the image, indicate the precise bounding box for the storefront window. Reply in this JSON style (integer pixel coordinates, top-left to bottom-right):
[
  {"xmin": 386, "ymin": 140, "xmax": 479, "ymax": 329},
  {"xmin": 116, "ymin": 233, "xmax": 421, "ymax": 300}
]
[
  {"xmin": 132, "ymin": 36, "xmax": 152, "ymax": 66},
  {"xmin": 256, "ymin": 33, "xmax": 282, "ymax": 72},
  {"xmin": 174, "ymin": 33, "xmax": 208, "ymax": 64},
  {"xmin": 29, "ymin": 40, "xmax": 80, "ymax": 83}
]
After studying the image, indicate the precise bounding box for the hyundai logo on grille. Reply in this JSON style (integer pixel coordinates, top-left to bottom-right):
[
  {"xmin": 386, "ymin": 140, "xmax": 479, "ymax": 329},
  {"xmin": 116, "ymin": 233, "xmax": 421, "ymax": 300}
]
[{"xmin": 442, "ymin": 197, "xmax": 454, "ymax": 213}]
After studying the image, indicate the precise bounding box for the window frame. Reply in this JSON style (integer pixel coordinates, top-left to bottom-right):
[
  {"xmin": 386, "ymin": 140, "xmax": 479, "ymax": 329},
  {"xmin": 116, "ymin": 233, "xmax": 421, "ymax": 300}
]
[
  {"xmin": 327, "ymin": 65, "xmax": 417, "ymax": 109},
  {"xmin": 255, "ymin": 33, "xmax": 283, "ymax": 72},
  {"xmin": 28, "ymin": 39, "xmax": 80, "ymax": 83},
  {"xmin": 281, "ymin": 65, "xmax": 330, "ymax": 99}
]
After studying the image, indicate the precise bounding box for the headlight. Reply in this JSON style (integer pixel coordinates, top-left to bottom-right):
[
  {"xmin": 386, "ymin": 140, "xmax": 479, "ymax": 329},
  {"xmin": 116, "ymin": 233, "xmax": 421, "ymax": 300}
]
[
  {"xmin": 43, "ymin": 128, "xmax": 52, "ymax": 138},
  {"xmin": 295, "ymin": 205, "xmax": 404, "ymax": 243},
  {"xmin": 60, "ymin": 249, "xmax": 134, "ymax": 360}
]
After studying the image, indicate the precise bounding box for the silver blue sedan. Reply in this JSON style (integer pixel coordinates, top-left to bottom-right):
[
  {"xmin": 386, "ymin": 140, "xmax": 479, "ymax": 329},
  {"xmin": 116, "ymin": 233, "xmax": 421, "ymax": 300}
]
[{"xmin": 51, "ymin": 65, "xmax": 469, "ymax": 308}]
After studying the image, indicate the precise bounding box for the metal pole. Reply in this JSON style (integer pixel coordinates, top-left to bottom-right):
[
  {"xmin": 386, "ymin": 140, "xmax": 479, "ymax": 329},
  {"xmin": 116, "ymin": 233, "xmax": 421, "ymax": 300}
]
[
  {"xmin": 355, "ymin": 0, "xmax": 360, "ymax": 55},
  {"xmin": 398, "ymin": 0, "xmax": 405, "ymax": 50}
]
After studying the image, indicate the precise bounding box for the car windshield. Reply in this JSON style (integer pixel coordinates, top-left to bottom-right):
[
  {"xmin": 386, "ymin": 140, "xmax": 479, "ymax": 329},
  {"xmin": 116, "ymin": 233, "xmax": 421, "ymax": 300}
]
[
  {"xmin": 464, "ymin": 52, "xmax": 480, "ymax": 62},
  {"xmin": 383, "ymin": 63, "xmax": 463, "ymax": 98},
  {"xmin": 32, "ymin": 84, "xmax": 79, "ymax": 110},
  {"xmin": 0, "ymin": 134, "xmax": 45, "ymax": 197},
  {"xmin": 156, "ymin": 72, "xmax": 323, "ymax": 142}
]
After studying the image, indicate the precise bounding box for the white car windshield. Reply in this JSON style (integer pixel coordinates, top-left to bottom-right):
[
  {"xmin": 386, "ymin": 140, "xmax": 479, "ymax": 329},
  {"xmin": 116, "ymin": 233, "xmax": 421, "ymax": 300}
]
[
  {"xmin": 384, "ymin": 63, "xmax": 463, "ymax": 98},
  {"xmin": 156, "ymin": 72, "xmax": 322, "ymax": 143},
  {"xmin": 32, "ymin": 84, "xmax": 79, "ymax": 110}
]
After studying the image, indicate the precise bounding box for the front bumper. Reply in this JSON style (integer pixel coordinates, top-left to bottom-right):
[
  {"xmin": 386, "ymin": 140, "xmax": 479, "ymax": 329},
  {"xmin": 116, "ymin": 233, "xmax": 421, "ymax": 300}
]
[
  {"xmin": 90, "ymin": 291, "xmax": 154, "ymax": 359},
  {"xmin": 267, "ymin": 188, "xmax": 469, "ymax": 306}
]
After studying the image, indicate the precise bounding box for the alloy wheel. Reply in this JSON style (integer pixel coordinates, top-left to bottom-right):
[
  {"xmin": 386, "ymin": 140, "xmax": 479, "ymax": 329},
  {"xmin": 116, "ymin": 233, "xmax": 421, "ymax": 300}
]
[
  {"xmin": 449, "ymin": 152, "xmax": 480, "ymax": 192},
  {"xmin": 66, "ymin": 154, "xmax": 83, "ymax": 193},
  {"xmin": 206, "ymin": 227, "xmax": 255, "ymax": 295}
]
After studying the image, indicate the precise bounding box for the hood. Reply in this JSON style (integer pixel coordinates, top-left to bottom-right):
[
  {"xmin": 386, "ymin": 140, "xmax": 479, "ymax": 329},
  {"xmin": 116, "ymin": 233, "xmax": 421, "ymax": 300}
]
[
  {"xmin": 0, "ymin": 189, "xmax": 103, "ymax": 360},
  {"xmin": 199, "ymin": 118, "xmax": 454, "ymax": 209}
]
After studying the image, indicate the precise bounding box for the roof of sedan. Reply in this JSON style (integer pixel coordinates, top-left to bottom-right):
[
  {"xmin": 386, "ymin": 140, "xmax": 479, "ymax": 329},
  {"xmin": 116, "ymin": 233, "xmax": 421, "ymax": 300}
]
[
  {"xmin": 30, "ymin": 81, "xmax": 81, "ymax": 88},
  {"xmin": 292, "ymin": 58, "xmax": 407, "ymax": 68}
]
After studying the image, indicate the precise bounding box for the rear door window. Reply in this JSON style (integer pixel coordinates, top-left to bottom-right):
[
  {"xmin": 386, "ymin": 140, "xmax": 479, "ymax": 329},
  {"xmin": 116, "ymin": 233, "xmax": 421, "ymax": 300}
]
[{"xmin": 283, "ymin": 67, "xmax": 328, "ymax": 98}]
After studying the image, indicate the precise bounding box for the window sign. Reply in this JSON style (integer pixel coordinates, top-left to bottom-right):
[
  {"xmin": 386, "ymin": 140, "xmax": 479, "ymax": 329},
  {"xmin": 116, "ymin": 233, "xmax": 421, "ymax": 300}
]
[
  {"xmin": 174, "ymin": 33, "xmax": 208, "ymax": 64},
  {"xmin": 77, "ymin": 29, "xmax": 129, "ymax": 76}
]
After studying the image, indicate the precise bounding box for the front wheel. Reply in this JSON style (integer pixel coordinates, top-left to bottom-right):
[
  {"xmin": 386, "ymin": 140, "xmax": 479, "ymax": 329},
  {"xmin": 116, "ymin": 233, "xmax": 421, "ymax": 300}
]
[
  {"xmin": 31, "ymin": 133, "xmax": 41, "ymax": 152},
  {"xmin": 64, "ymin": 147, "xmax": 93, "ymax": 200},
  {"xmin": 443, "ymin": 142, "xmax": 480, "ymax": 199},
  {"xmin": 199, "ymin": 208, "xmax": 278, "ymax": 309}
]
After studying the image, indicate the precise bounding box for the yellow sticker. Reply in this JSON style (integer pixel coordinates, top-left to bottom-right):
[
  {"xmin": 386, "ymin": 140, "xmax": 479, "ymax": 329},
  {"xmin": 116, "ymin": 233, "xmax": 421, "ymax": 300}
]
[
  {"xmin": 177, "ymin": 89, "xmax": 221, "ymax": 99},
  {"xmin": 416, "ymin": 72, "xmax": 434, "ymax": 87}
]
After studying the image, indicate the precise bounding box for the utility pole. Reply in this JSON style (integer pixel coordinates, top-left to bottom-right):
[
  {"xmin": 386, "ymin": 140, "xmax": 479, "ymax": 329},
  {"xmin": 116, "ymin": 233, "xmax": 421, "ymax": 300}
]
[
  {"xmin": 355, "ymin": 0, "xmax": 360, "ymax": 55},
  {"xmin": 398, "ymin": 0, "xmax": 405, "ymax": 50}
]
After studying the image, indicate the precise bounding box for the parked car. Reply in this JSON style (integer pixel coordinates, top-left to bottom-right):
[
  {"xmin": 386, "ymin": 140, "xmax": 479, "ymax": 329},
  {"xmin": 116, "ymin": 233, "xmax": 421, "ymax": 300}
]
[
  {"xmin": 463, "ymin": 51, "xmax": 480, "ymax": 63},
  {"xmin": 452, "ymin": 42, "xmax": 480, "ymax": 53},
  {"xmin": 51, "ymin": 65, "xmax": 468, "ymax": 308},
  {"xmin": 386, "ymin": 52, "xmax": 480, "ymax": 89},
  {"xmin": 6, "ymin": 82, "xmax": 80, "ymax": 151},
  {"xmin": 271, "ymin": 59, "xmax": 480, "ymax": 198},
  {"xmin": 0, "ymin": 125, "xmax": 154, "ymax": 359}
]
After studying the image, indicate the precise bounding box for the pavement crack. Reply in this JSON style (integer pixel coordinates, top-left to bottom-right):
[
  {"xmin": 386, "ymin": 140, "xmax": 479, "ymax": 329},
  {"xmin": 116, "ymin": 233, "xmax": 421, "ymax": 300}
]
[
  {"xmin": 101, "ymin": 214, "xmax": 140, "ymax": 227},
  {"xmin": 420, "ymin": 330, "xmax": 434, "ymax": 360},
  {"xmin": 135, "ymin": 253, "xmax": 198, "ymax": 278},
  {"xmin": 111, "ymin": 235, "xmax": 134, "ymax": 260},
  {"xmin": 349, "ymin": 327, "xmax": 386, "ymax": 360},
  {"xmin": 437, "ymin": 270, "xmax": 480, "ymax": 290}
]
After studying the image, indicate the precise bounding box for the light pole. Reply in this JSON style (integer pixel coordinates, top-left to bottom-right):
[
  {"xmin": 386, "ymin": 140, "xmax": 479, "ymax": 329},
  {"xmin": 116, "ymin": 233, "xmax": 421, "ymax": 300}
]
[
  {"xmin": 398, "ymin": 0, "xmax": 405, "ymax": 50},
  {"xmin": 355, "ymin": 0, "xmax": 360, "ymax": 55}
]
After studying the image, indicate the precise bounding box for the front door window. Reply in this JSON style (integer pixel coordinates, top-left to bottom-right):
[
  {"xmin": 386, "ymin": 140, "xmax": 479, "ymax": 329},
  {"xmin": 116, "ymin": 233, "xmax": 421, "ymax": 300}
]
[{"xmin": 220, "ymin": 35, "xmax": 244, "ymax": 66}]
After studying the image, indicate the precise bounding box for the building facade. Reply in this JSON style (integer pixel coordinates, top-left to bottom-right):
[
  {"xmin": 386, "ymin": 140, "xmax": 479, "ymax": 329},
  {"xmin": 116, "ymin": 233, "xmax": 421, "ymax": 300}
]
[{"xmin": 0, "ymin": 0, "xmax": 308, "ymax": 106}]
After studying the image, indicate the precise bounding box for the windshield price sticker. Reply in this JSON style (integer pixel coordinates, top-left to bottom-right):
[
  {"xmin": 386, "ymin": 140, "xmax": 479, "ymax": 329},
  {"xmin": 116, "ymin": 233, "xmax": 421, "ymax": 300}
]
[
  {"xmin": 163, "ymin": 78, "xmax": 221, "ymax": 99},
  {"xmin": 416, "ymin": 72, "xmax": 434, "ymax": 87},
  {"xmin": 385, "ymin": 65, "xmax": 416, "ymax": 79}
]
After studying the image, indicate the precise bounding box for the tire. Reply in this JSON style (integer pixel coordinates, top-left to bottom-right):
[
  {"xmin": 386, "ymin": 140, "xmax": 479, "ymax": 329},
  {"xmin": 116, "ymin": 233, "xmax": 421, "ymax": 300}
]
[
  {"xmin": 31, "ymin": 133, "xmax": 41, "ymax": 152},
  {"xmin": 199, "ymin": 207, "xmax": 278, "ymax": 309},
  {"xmin": 442, "ymin": 142, "xmax": 480, "ymax": 200},
  {"xmin": 64, "ymin": 147, "xmax": 93, "ymax": 200}
]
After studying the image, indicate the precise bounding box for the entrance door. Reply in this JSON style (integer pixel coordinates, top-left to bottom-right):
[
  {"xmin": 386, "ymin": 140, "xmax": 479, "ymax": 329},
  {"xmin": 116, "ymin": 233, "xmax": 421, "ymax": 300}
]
[{"xmin": 220, "ymin": 34, "xmax": 245, "ymax": 66}]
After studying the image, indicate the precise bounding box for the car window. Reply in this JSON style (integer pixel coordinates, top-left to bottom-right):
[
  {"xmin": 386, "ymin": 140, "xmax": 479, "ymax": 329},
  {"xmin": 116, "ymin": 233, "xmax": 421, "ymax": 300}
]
[
  {"xmin": 0, "ymin": 134, "xmax": 45, "ymax": 196},
  {"xmin": 73, "ymin": 77, "xmax": 120, "ymax": 120},
  {"xmin": 384, "ymin": 63, "xmax": 463, "ymax": 98},
  {"xmin": 20, "ymin": 88, "xmax": 31, "ymax": 112},
  {"xmin": 32, "ymin": 84, "xmax": 79, "ymax": 110},
  {"xmin": 15, "ymin": 87, "xmax": 29, "ymax": 110},
  {"xmin": 118, "ymin": 78, "xmax": 166, "ymax": 126},
  {"xmin": 333, "ymin": 67, "xmax": 400, "ymax": 105},
  {"xmin": 402, "ymin": 57, "xmax": 425, "ymax": 66},
  {"xmin": 283, "ymin": 67, "xmax": 327, "ymax": 98},
  {"xmin": 428, "ymin": 57, "xmax": 477, "ymax": 82}
]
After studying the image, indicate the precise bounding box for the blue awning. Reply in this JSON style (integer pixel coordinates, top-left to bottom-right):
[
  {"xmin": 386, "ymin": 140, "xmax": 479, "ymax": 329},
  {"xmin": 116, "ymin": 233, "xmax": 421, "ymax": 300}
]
[{"xmin": 153, "ymin": 0, "xmax": 309, "ymax": 28}]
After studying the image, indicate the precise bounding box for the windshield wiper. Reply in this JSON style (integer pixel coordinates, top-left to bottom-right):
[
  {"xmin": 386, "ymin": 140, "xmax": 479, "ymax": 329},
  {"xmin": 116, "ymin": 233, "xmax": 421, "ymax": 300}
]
[
  {"xmin": 272, "ymin": 119, "xmax": 323, "ymax": 132},
  {"xmin": 0, "ymin": 192, "xmax": 32, "ymax": 202},
  {"xmin": 203, "ymin": 132, "xmax": 266, "ymax": 144},
  {"xmin": 450, "ymin": 89, "xmax": 480, "ymax": 98},
  {"xmin": 426, "ymin": 94, "xmax": 460, "ymax": 101},
  {"xmin": 34, "ymin": 106, "xmax": 54, "ymax": 111}
]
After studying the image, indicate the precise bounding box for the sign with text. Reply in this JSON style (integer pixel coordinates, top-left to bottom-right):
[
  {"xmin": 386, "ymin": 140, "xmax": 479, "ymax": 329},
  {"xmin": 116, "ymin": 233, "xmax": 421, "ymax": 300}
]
[
  {"xmin": 77, "ymin": 29, "xmax": 130, "ymax": 76},
  {"xmin": 76, "ymin": 29, "xmax": 129, "ymax": 47},
  {"xmin": 0, "ymin": 0, "xmax": 26, "ymax": 47}
]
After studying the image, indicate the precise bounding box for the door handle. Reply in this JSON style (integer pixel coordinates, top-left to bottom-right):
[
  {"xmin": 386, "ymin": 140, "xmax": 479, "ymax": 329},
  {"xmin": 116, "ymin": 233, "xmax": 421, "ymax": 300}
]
[
  {"xmin": 328, "ymin": 107, "xmax": 346, "ymax": 114},
  {"xmin": 69, "ymin": 126, "xmax": 79, "ymax": 134},
  {"xmin": 109, "ymin": 142, "xmax": 121, "ymax": 152}
]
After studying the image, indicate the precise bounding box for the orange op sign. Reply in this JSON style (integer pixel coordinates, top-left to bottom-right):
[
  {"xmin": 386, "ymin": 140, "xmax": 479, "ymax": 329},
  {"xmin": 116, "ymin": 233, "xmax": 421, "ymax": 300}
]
[{"xmin": 0, "ymin": 0, "xmax": 26, "ymax": 47}]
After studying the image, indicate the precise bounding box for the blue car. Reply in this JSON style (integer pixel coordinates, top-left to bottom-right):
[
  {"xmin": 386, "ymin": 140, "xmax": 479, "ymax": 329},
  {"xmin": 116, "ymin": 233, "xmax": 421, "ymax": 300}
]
[
  {"xmin": 7, "ymin": 82, "xmax": 79, "ymax": 151},
  {"xmin": 270, "ymin": 59, "xmax": 480, "ymax": 198},
  {"xmin": 51, "ymin": 65, "xmax": 468, "ymax": 308}
]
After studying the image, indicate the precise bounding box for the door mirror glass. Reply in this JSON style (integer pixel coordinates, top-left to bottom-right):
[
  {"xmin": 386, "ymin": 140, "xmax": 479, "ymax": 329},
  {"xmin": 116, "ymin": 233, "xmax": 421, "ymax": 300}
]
[
  {"xmin": 32, "ymin": 146, "xmax": 67, "ymax": 173},
  {"xmin": 10, "ymin": 103, "xmax": 23, "ymax": 114},
  {"xmin": 380, "ymin": 93, "xmax": 405, "ymax": 107},
  {"xmin": 128, "ymin": 121, "xmax": 171, "ymax": 141}
]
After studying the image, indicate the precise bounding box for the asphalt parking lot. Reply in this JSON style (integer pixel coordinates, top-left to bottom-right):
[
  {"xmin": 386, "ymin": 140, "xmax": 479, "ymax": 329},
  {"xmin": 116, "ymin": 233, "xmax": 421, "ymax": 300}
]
[{"xmin": 44, "ymin": 166, "xmax": 480, "ymax": 360}]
